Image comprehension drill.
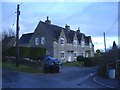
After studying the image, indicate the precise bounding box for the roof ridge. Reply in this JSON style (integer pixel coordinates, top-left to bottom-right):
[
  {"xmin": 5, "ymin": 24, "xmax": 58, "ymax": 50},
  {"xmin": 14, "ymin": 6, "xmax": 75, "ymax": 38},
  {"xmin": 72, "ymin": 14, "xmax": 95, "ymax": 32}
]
[
  {"xmin": 22, "ymin": 32, "xmax": 34, "ymax": 35},
  {"xmin": 40, "ymin": 20, "xmax": 76, "ymax": 32}
]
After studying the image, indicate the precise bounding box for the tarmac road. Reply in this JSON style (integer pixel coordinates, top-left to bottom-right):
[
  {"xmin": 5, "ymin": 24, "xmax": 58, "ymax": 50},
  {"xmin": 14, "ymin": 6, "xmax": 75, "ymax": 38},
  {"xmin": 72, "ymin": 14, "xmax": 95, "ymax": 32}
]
[{"xmin": 2, "ymin": 66, "xmax": 106, "ymax": 88}]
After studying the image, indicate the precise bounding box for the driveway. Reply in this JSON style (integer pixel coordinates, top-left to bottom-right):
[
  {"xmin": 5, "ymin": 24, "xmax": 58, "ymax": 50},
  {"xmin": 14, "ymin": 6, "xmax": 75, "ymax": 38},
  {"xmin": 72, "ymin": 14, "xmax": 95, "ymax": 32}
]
[{"xmin": 2, "ymin": 66, "xmax": 105, "ymax": 88}]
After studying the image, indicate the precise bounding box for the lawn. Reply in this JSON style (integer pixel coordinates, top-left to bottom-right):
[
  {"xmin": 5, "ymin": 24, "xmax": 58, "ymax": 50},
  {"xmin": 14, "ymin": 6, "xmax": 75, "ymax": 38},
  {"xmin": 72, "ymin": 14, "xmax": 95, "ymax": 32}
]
[
  {"xmin": 2, "ymin": 62, "xmax": 43, "ymax": 73},
  {"xmin": 63, "ymin": 61, "xmax": 80, "ymax": 67}
]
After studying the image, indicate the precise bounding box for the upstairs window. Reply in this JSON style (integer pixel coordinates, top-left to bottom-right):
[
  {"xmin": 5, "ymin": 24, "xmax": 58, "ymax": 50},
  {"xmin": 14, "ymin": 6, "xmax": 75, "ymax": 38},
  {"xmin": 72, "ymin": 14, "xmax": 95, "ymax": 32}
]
[
  {"xmin": 81, "ymin": 41, "xmax": 85, "ymax": 47},
  {"xmin": 41, "ymin": 37, "xmax": 45, "ymax": 45},
  {"xmin": 60, "ymin": 38, "xmax": 65, "ymax": 45},
  {"xmin": 73, "ymin": 40, "xmax": 77, "ymax": 46},
  {"xmin": 35, "ymin": 38, "xmax": 39, "ymax": 45}
]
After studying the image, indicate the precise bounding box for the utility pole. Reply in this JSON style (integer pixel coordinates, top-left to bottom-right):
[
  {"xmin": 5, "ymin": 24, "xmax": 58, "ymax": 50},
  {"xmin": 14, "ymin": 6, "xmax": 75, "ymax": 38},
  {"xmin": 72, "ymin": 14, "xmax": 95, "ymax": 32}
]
[
  {"xmin": 103, "ymin": 32, "xmax": 106, "ymax": 52},
  {"xmin": 16, "ymin": 4, "xmax": 20, "ymax": 67}
]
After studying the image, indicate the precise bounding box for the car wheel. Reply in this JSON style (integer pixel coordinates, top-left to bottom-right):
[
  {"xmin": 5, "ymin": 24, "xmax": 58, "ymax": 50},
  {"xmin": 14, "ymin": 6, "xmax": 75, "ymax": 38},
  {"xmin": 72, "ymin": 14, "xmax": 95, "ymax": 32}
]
[
  {"xmin": 55, "ymin": 66, "xmax": 59, "ymax": 73},
  {"xmin": 58, "ymin": 66, "xmax": 61, "ymax": 73},
  {"xmin": 44, "ymin": 65, "xmax": 49, "ymax": 73}
]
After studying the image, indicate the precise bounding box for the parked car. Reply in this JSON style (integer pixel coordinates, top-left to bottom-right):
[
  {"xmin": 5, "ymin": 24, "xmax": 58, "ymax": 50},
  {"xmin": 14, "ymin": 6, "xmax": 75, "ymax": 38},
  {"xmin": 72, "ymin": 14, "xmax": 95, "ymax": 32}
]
[{"xmin": 43, "ymin": 55, "xmax": 62, "ymax": 73}]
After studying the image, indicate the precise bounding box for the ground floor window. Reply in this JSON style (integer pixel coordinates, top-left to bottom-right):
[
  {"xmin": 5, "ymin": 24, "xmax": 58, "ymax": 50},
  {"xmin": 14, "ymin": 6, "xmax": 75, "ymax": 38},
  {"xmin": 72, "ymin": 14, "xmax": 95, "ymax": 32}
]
[
  {"xmin": 60, "ymin": 51, "xmax": 65, "ymax": 59},
  {"xmin": 86, "ymin": 52, "xmax": 88, "ymax": 58},
  {"xmin": 82, "ymin": 52, "xmax": 85, "ymax": 57},
  {"xmin": 74, "ymin": 52, "xmax": 77, "ymax": 58}
]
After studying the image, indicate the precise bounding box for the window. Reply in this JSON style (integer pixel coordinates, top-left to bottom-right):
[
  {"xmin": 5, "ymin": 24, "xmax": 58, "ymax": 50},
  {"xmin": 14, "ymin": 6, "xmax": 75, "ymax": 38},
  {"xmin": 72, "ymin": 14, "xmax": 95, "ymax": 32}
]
[
  {"xmin": 35, "ymin": 38, "xmax": 39, "ymax": 45},
  {"xmin": 86, "ymin": 52, "xmax": 89, "ymax": 58},
  {"xmin": 73, "ymin": 40, "xmax": 77, "ymax": 46},
  {"xmin": 60, "ymin": 38, "xmax": 65, "ymax": 45},
  {"xmin": 46, "ymin": 51, "xmax": 49, "ymax": 55},
  {"xmin": 74, "ymin": 52, "xmax": 77, "ymax": 58},
  {"xmin": 41, "ymin": 37, "xmax": 45, "ymax": 45},
  {"xmin": 60, "ymin": 51, "xmax": 65, "ymax": 59},
  {"xmin": 82, "ymin": 52, "xmax": 85, "ymax": 57},
  {"xmin": 81, "ymin": 41, "xmax": 85, "ymax": 47}
]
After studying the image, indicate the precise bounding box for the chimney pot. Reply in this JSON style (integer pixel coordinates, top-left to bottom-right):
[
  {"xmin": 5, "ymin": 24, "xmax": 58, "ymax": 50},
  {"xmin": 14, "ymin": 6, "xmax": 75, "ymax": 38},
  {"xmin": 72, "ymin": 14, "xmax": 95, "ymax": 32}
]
[
  {"xmin": 65, "ymin": 24, "xmax": 70, "ymax": 31},
  {"xmin": 77, "ymin": 27, "xmax": 80, "ymax": 33},
  {"xmin": 45, "ymin": 16, "xmax": 51, "ymax": 24}
]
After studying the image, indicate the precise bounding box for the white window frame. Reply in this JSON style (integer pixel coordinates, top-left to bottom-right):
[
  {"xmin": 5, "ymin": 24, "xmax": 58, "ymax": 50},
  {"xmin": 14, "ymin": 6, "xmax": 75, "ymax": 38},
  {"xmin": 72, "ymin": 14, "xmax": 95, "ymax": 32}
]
[
  {"xmin": 60, "ymin": 51, "xmax": 65, "ymax": 59},
  {"xmin": 74, "ymin": 52, "xmax": 77, "ymax": 58},
  {"xmin": 82, "ymin": 52, "xmax": 85, "ymax": 57},
  {"xmin": 73, "ymin": 40, "xmax": 77, "ymax": 46},
  {"xmin": 81, "ymin": 41, "xmax": 85, "ymax": 47},
  {"xmin": 35, "ymin": 38, "xmax": 39, "ymax": 45},
  {"xmin": 85, "ymin": 52, "xmax": 89, "ymax": 58},
  {"xmin": 60, "ymin": 38, "xmax": 65, "ymax": 45},
  {"xmin": 41, "ymin": 37, "xmax": 45, "ymax": 45}
]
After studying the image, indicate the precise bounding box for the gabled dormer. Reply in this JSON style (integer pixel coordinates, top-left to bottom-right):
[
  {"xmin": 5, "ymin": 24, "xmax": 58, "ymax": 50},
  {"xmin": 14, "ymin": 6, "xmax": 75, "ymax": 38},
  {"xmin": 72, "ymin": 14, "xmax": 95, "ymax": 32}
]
[
  {"xmin": 81, "ymin": 34, "xmax": 85, "ymax": 48},
  {"xmin": 85, "ymin": 36, "xmax": 93, "ymax": 48},
  {"xmin": 58, "ymin": 29, "xmax": 67, "ymax": 45},
  {"xmin": 88, "ymin": 36, "xmax": 92, "ymax": 48},
  {"xmin": 73, "ymin": 32, "xmax": 78, "ymax": 47}
]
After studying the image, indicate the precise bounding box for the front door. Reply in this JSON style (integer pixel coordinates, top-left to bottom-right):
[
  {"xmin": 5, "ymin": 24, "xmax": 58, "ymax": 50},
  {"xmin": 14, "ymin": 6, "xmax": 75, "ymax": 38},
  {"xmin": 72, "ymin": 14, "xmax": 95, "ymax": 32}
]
[{"xmin": 68, "ymin": 52, "xmax": 72, "ymax": 62}]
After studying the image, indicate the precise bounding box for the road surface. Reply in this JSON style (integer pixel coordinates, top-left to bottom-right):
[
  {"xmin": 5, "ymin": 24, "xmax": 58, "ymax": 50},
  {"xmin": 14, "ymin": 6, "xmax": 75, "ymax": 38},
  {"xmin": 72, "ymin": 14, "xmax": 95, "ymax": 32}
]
[{"xmin": 2, "ymin": 66, "xmax": 106, "ymax": 88}]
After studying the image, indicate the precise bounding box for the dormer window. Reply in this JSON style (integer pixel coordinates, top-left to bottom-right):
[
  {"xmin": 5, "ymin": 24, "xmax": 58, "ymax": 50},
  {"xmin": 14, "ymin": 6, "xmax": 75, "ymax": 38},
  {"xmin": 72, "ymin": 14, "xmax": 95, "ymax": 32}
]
[
  {"xmin": 41, "ymin": 37, "xmax": 45, "ymax": 45},
  {"xmin": 60, "ymin": 38, "xmax": 65, "ymax": 45},
  {"xmin": 73, "ymin": 40, "xmax": 77, "ymax": 46},
  {"xmin": 35, "ymin": 38, "xmax": 39, "ymax": 45},
  {"xmin": 81, "ymin": 41, "xmax": 85, "ymax": 47}
]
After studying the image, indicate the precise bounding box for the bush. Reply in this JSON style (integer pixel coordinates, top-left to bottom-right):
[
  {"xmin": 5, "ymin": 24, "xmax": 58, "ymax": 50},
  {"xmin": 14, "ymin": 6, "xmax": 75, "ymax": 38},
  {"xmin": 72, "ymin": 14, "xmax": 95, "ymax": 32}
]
[
  {"xmin": 84, "ymin": 58, "xmax": 95, "ymax": 67},
  {"xmin": 97, "ymin": 64, "xmax": 107, "ymax": 77},
  {"xmin": 77, "ymin": 56, "xmax": 85, "ymax": 62}
]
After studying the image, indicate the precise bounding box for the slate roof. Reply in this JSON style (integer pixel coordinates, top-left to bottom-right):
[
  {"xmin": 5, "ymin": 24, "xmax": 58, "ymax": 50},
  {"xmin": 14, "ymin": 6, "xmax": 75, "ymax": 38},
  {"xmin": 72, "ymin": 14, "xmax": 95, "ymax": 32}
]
[
  {"xmin": 19, "ymin": 33, "xmax": 34, "ymax": 44},
  {"xmin": 85, "ymin": 36, "xmax": 91, "ymax": 45},
  {"xmin": 38, "ymin": 21, "xmax": 62, "ymax": 41},
  {"xmin": 19, "ymin": 20, "xmax": 91, "ymax": 45},
  {"xmin": 76, "ymin": 32, "xmax": 83, "ymax": 44},
  {"xmin": 39, "ymin": 21, "xmax": 81, "ymax": 43}
]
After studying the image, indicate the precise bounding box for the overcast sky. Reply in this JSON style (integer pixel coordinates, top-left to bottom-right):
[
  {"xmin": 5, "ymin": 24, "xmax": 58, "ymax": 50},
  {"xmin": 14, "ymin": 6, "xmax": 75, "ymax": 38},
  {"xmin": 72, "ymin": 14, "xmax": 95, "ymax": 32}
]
[{"xmin": 1, "ymin": 1, "xmax": 119, "ymax": 51}]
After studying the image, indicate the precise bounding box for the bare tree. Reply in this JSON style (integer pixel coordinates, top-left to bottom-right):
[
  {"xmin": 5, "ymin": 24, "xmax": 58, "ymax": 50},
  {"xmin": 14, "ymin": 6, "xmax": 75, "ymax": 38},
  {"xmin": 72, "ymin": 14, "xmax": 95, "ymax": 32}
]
[{"xmin": 1, "ymin": 28, "xmax": 15, "ymax": 40}]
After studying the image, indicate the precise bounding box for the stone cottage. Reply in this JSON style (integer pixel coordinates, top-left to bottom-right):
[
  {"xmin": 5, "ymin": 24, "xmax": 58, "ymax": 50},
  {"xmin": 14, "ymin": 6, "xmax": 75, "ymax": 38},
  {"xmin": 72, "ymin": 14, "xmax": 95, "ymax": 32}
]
[{"xmin": 20, "ymin": 16, "xmax": 94, "ymax": 62}]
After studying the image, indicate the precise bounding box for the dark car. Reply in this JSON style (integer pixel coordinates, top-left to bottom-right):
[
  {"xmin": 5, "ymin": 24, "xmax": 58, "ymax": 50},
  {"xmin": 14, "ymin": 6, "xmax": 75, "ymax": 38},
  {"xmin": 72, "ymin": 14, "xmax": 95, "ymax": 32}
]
[{"xmin": 43, "ymin": 55, "xmax": 62, "ymax": 73}]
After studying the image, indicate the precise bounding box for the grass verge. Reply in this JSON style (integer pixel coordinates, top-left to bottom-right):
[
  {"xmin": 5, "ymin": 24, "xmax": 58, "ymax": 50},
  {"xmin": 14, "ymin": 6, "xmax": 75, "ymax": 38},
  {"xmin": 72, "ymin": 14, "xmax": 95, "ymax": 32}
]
[
  {"xmin": 63, "ymin": 61, "xmax": 80, "ymax": 66},
  {"xmin": 2, "ymin": 62, "xmax": 43, "ymax": 73}
]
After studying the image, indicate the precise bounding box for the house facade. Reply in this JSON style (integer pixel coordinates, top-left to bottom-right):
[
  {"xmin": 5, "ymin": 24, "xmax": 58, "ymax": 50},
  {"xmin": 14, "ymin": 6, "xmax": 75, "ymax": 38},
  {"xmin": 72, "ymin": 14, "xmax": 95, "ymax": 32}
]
[{"xmin": 20, "ymin": 17, "xmax": 94, "ymax": 62}]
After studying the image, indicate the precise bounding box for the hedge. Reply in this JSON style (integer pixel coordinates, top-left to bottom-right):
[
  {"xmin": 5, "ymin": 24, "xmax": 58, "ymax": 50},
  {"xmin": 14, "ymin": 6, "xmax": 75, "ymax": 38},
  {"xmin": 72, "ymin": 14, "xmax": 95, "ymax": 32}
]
[{"xmin": 6, "ymin": 47, "xmax": 46, "ymax": 60}]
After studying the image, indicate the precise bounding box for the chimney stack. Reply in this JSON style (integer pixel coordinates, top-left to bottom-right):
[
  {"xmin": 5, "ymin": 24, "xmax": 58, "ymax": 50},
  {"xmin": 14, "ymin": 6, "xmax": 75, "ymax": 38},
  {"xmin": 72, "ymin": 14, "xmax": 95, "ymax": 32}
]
[
  {"xmin": 45, "ymin": 16, "xmax": 51, "ymax": 24},
  {"xmin": 65, "ymin": 24, "xmax": 70, "ymax": 31},
  {"xmin": 77, "ymin": 27, "xmax": 80, "ymax": 33}
]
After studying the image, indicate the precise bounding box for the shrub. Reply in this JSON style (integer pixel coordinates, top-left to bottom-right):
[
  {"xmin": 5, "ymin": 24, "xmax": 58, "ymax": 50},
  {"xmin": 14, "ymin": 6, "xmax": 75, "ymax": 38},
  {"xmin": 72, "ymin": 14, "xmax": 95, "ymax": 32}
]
[
  {"xmin": 97, "ymin": 64, "xmax": 107, "ymax": 77},
  {"xmin": 77, "ymin": 55, "xmax": 85, "ymax": 62},
  {"xmin": 84, "ymin": 58, "xmax": 95, "ymax": 67}
]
